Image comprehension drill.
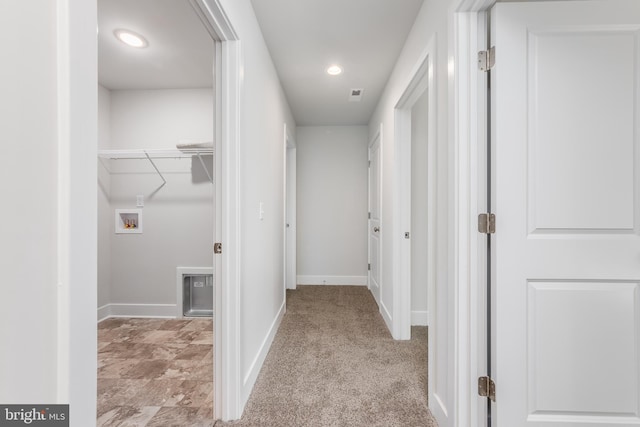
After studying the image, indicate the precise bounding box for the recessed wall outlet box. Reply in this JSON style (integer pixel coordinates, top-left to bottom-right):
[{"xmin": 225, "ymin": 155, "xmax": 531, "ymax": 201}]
[{"xmin": 115, "ymin": 209, "xmax": 143, "ymax": 234}]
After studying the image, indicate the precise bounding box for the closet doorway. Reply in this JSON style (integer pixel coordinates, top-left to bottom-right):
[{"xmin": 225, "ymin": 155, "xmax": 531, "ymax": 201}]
[{"xmin": 96, "ymin": 0, "xmax": 216, "ymax": 425}]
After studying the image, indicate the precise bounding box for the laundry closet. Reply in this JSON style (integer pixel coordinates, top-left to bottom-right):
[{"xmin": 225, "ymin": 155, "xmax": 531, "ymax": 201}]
[{"xmin": 97, "ymin": 86, "xmax": 214, "ymax": 319}]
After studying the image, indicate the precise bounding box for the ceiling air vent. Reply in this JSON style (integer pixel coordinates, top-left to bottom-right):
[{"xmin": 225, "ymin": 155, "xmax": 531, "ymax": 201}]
[{"xmin": 349, "ymin": 88, "xmax": 363, "ymax": 102}]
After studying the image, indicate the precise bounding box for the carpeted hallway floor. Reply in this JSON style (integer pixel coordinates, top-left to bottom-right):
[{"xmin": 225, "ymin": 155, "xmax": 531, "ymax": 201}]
[{"xmin": 217, "ymin": 285, "xmax": 437, "ymax": 427}]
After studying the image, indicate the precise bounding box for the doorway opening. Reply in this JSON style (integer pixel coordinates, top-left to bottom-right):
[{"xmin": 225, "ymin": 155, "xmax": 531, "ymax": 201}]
[
  {"xmin": 392, "ymin": 37, "xmax": 437, "ymax": 405},
  {"xmin": 284, "ymin": 124, "xmax": 297, "ymax": 293},
  {"xmin": 96, "ymin": 0, "xmax": 216, "ymax": 424}
]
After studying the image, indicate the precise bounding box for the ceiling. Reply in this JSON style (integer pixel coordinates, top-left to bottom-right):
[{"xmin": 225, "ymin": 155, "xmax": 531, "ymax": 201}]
[
  {"xmin": 98, "ymin": 0, "xmax": 214, "ymax": 90},
  {"xmin": 250, "ymin": 0, "xmax": 424, "ymax": 126},
  {"xmin": 98, "ymin": 0, "xmax": 425, "ymax": 125}
]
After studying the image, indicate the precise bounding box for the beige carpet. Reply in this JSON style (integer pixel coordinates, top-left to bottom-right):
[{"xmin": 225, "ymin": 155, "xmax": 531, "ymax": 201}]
[{"xmin": 217, "ymin": 285, "xmax": 437, "ymax": 427}]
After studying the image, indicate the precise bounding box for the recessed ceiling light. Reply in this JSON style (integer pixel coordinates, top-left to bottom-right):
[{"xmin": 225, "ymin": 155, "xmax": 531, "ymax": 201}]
[
  {"xmin": 114, "ymin": 29, "xmax": 148, "ymax": 48},
  {"xmin": 327, "ymin": 65, "xmax": 343, "ymax": 76}
]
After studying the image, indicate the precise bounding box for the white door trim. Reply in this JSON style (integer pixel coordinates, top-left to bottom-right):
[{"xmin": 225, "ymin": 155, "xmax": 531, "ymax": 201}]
[
  {"xmin": 58, "ymin": 0, "xmax": 98, "ymax": 421},
  {"xmin": 368, "ymin": 125, "xmax": 384, "ymax": 312},
  {"xmin": 448, "ymin": 1, "xmax": 495, "ymax": 426},
  {"xmin": 176, "ymin": 0, "xmax": 244, "ymax": 421},
  {"xmin": 392, "ymin": 33, "xmax": 438, "ymax": 416},
  {"xmin": 393, "ymin": 37, "xmax": 437, "ymax": 342},
  {"xmin": 284, "ymin": 123, "xmax": 297, "ymax": 291}
]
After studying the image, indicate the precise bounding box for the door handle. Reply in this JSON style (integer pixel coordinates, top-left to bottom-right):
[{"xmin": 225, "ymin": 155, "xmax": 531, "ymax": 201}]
[{"xmin": 373, "ymin": 226, "xmax": 380, "ymax": 233}]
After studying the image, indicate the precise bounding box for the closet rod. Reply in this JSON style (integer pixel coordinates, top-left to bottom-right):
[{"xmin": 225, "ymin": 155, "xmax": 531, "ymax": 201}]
[
  {"xmin": 97, "ymin": 148, "xmax": 214, "ymax": 184},
  {"xmin": 98, "ymin": 148, "xmax": 213, "ymax": 159}
]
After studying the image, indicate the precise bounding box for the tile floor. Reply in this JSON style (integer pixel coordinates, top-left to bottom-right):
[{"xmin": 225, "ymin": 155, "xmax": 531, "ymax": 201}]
[{"xmin": 97, "ymin": 317, "xmax": 214, "ymax": 427}]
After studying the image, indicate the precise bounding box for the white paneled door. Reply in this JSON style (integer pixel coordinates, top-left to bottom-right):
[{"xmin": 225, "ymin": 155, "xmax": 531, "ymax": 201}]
[
  {"xmin": 369, "ymin": 134, "xmax": 381, "ymax": 305},
  {"xmin": 491, "ymin": 1, "xmax": 640, "ymax": 426}
]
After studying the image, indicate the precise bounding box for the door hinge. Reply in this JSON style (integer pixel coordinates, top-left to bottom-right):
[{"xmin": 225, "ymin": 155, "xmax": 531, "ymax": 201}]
[
  {"xmin": 478, "ymin": 213, "xmax": 496, "ymax": 234},
  {"xmin": 478, "ymin": 46, "xmax": 495, "ymax": 71},
  {"xmin": 368, "ymin": 263, "xmax": 371, "ymax": 271},
  {"xmin": 368, "ymin": 212, "xmax": 371, "ymax": 219},
  {"xmin": 478, "ymin": 376, "xmax": 496, "ymax": 402},
  {"xmin": 368, "ymin": 160, "xmax": 371, "ymax": 167},
  {"xmin": 214, "ymin": 243, "xmax": 222, "ymax": 254}
]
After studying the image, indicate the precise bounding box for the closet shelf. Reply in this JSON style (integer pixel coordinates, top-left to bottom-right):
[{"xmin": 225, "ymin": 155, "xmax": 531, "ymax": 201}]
[
  {"xmin": 98, "ymin": 148, "xmax": 214, "ymax": 185},
  {"xmin": 98, "ymin": 148, "xmax": 213, "ymax": 159}
]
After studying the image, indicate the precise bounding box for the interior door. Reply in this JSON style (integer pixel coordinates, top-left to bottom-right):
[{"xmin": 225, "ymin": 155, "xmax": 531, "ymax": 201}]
[
  {"xmin": 491, "ymin": 1, "xmax": 640, "ymax": 425},
  {"xmin": 369, "ymin": 134, "xmax": 381, "ymax": 304}
]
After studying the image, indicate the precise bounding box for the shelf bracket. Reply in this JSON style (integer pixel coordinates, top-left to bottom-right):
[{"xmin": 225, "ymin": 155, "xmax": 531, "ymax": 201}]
[
  {"xmin": 196, "ymin": 152, "xmax": 214, "ymax": 184},
  {"xmin": 143, "ymin": 150, "xmax": 167, "ymax": 186}
]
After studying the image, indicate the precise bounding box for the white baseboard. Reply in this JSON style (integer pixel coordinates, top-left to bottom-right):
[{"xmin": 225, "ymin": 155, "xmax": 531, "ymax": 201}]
[
  {"xmin": 380, "ymin": 300, "xmax": 393, "ymax": 334},
  {"xmin": 97, "ymin": 303, "xmax": 177, "ymax": 322},
  {"xmin": 97, "ymin": 304, "xmax": 111, "ymax": 322},
  {"xmin": 242, "ymin": 300, "xmax": 285, "ymax": 406},
  {"xmin": 411, "ymin": 310, "xmax": 429, "ymax": 326},
  {"xmin": 296, "ymin": 275, "xmax": 367, "ymax": 286}
]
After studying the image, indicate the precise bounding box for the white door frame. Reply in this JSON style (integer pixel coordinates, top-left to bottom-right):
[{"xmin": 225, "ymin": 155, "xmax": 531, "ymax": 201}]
[
  {"xmin": 284, "ymin": 123, "xmax": 297, "ymax": 291},
  {"xmin": 393, "ymin": 40, "xmax": 437, "ymax": 334},
  {"xmin": 191, "ymin": 0, "xmax": 242, "ymax": 420},
  {"xmin": 448, "ymin": 1, "xmax": 494, "ymax": 426},
  {"xmin": 368, "ymin": 125, "xmax": 383, "ymax": 306},
  {"xmin": 392, "ymin": 33, "xmax": 438, "ymax": 416},
  {"xmin": 62, "ymin": 0, "xmax": 243, "ymax": 422}
]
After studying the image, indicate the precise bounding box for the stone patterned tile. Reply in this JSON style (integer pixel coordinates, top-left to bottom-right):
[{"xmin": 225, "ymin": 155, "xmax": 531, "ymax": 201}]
[
  {"xmin": 137, "ymin": 330, "xmax": 181, "ymax": 344},
  {"xmin": 116, "ymin": 406, "xmax": 162, "ymax": 427},
  {"xmin": 145, "ymin": 406, "xmax": 214, "ymax": 427},
  {"xmin": 191, "ymin": 331, "xmax": 213, "ymax": 345},
  {"xmin": 127, "ymin": 379, "xmax": 185, "ymax": 407},
  {"xmin": 97, "ymin": 379, "xmax": 150, "ymax": 415},
  {"xmin": 98, "ymin": 358, "xmax": 141, "ymax": 379},
  {"xmin": 102, "ymin": 342, "xmax": 159, "ymax": 360},
  {"xmin": 174, "ymin": 345, "xmax": 212, "ymax": 362},
  {"xmin": 126, "ymin": 318, "xmax": 169, "ymax": 329},
  {"xmin": 180, "ymin": 319, "xmax": 213, "ymax": 332},
  {"xmin": 148, "ymin": 343, "xmax": 188, "ymax": 360},
  {"xmin": 158, "ymin": 359, "xmax": 202, "ymax": 381},
  {"xmin": 163, "ymin": 381, "xmax": 212, "ymax": 408},
  {"xmin": 99, "ymin": 327, "xmax": 144, "ymax": 343},
  {"xmin": 98, "ymin": 318, "xmax": 130, "ymax": 330},
  {"xmin": 96, "ymin": 405, "xmax": 160, "ymax": 427},
  {"xmin": 174, "ymin": 330, "xmax": 203, "ymax": 344},
  {"xmin": 123, "ymin": 359, "xmax": 172, "ymax": 379},
  {"xmin": 158, "ymin": 319, "xmax": 193, "ymax": 331},
  {"xmin": 97, "ymin": 318, "xmax": 214, "ymax": 426}
]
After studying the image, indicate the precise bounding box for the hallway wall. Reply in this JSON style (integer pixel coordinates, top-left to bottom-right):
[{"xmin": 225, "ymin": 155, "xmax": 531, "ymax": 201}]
[
  {"xmin": 296, "ymin": 126, "xmax": 369, "ymax": 285},
  {"xmin": 0, "ymin": 0, "xmax": 60, "ymax": 404},
  {"xmin": 0, "ymin": 0, "xmax": 98, "ymax": 423},
  {"xmin": 218, "ymin": 0, "xmax": 297, "ymax": 410},
  {"xmin": 368, "ymin": 0, "xmax": 455, "ymax": 424}
]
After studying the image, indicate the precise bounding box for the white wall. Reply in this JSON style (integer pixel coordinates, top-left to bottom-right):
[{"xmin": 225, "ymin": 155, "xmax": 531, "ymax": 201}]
[
  {"xmin": 296, "ymin": 126, "xmax": 369, "ymax": 285},
  {"xmin": 109, "ymin": 89, "xmax": 213, "ymax": 150},
  {"xmin": 368, "ymin": 0, "xmax": 454, "ymax": 424},
  {"xmin": 98, "ymin": 88, "xmax": 214, "ymax": 317},
  {"xmin": 410, "ymin": 90, "xmax": 430, "ymax": 324},
  {"xmin": 0, "ymin": 0, "xmax": 59, "ymax": 403},
  {"xmin": 1, "ymin": 0, "xmax": 98, "ymax": 424},
  {"xmin": 217, "ymin": 0, "xmax": 297, "ymax": 409}
]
